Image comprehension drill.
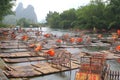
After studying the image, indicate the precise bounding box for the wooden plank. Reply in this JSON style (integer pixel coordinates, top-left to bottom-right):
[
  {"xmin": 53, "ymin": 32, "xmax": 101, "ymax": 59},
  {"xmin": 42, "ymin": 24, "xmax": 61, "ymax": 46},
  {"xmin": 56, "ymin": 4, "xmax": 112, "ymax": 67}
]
[
  {"xmin": 6, "ymin": 65, "xmax": 33, "ymax": 71},
  {"xmin": 1, "ymin": 43, "xmax": 19, "ymax": 46},
  {"xmin": 0, "ymin": 45, "xmax": 27, "ymax": 49},
  {"xmin": 3, "ymin": 58, "xmax": 28, "ymax": 63},
  {"xmin": 71, "ymin": 62, "xmax": 80, "ymax": 69},
  {"xmin": 3, "ymin": 57, "xmax": 46, "ymax": 63},
  {"xmin": 32, "ymin": 62, "xmax": 79, "ymax": 74},
  {"xmin": 4, "ymin": 70, "xmax": 41, "ymax": 78},
  {"xmin": 1, "ymin": 40, "xmax": 19, "ymax": 43},
  {"xmin": 0, "ymin": 52, "xmax": 38, "ymax": 58},
  {"xmin": 0, "ymin": 51, "xmax": 49, "ymax": 58},
  {"xmin": 33, "ymin": 64, "xmax": 60, "ymax": 74},
  {"xmin": 0, "ymin": 49, "xmax": 28, "ymax": 53},
  {"xmin": 58, "ymin": 45, "xmax": 85, "ymax": 48},
  {"xmin": 3, "ymin": 65, "xmax": 42, "ymax": 77},
  {"xmin": 27, "ymin": 57, "xmax": 45, "ymax": 61}
]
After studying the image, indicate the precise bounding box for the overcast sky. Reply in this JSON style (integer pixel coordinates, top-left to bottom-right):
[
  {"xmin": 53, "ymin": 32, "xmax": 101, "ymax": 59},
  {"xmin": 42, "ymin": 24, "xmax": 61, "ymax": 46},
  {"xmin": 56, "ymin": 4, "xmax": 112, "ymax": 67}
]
[{"xmin": 13, "ymin": 0, "xmax": 90, "ymax": 22}]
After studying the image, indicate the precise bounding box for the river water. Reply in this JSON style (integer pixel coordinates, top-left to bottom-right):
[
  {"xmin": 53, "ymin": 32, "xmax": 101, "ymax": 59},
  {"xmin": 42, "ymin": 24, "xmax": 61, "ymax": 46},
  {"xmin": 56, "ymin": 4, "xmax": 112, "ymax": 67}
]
[{"xmin": 13, "ymin": 27, "xmax": 120, "ymax": 80}]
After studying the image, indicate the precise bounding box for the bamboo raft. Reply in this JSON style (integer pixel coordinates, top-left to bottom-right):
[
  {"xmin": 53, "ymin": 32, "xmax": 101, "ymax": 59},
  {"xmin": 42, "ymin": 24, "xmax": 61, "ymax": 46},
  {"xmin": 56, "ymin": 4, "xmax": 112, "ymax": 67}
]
[
  {"xmin": 0, "ymin": 45, "xmax": 28, "ymax": 49},
  {"xmin": 0, "ymin": 52, "xmax": 40, "ymax": 58},
  {"xmin": 3, "ymin": 62, "xmax": 79, "ymax": 78},
  {"xmin": 81, "ymin": 50, "xmax": 120, "ymax": 60},
  {"xmin": 3, "ymin": 57, "xmax": 46, "ymax": 63},
  {"xmin": 0, "ymin": 47, "xmax": 80, "ymax": 78},
  {"xmin": 0, "ymin": 50, "xmax": 120, "ymax": 61},
  {"xmin": 0, "ymin": 39, "xmax": 111, "ymax": 49},
  {"xmin": 0, "ymin": 40, "xmax": 20, "ymax": 43},
  {"xmin": 0, "ymin": 49, "xmax": 28, "ymax": 53}
]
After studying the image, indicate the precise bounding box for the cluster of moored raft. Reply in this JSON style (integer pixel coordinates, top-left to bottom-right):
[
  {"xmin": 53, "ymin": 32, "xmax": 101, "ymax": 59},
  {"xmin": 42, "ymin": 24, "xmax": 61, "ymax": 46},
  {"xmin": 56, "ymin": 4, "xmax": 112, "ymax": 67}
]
[
  {"xmin": 0, "ymin": 39, "xmax": 81, "ymax": 78},
  {"xmin": 0, "ymin": 42, "xmax": 81, "ymax": 78},
  {"xmin": 0, "ymin": 28, "xmax": 120, "ymax": 79}
]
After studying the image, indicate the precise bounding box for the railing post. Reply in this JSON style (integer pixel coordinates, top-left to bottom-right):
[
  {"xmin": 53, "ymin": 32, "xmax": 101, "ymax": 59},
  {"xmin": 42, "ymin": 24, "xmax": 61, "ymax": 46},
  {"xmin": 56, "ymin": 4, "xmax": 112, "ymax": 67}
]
[{"xmin": 117, "ymin": 71, "xmax": 119, "ymax": 80}]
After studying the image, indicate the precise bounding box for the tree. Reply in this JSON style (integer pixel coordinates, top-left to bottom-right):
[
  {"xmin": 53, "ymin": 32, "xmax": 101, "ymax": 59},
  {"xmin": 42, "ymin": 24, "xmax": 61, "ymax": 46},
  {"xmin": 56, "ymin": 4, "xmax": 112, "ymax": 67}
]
[
  {"xmin": 45, "ymin": 0, "xmax": 120, "ymax": 30},
  {"xmin": 60, "ymin": 9, "xmax": 77, "ymax": 29},
  {"xmin": 0, "ymin": 0, "xmax": 15, "ymax": 22},
  {"xmin": 76, "ymin": 0, "xmax": 106, "ymax": 30},
  {"xmin": 106, "ymin": 0, "xmax": 120, "ymax": 29},
  {"xmin": 17, "ymin": 18, "xmax": 33, "ymax": 27},
  {"xmin": 46, "ymin": 11, "xmax": 61, "ymax": 28}
]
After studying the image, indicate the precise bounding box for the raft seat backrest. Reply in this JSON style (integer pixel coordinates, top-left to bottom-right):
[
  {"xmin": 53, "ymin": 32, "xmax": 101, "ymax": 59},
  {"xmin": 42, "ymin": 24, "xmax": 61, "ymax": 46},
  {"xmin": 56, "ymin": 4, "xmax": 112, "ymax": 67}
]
[
  {"xmin": 91, "ymin": 54, "xmax": 106, "ymax": 65},
  {"xmin": 51, "ymin": 49, "xmax": 71, "ymax": 66},
  {"xmin": 51, "ymin": 49, "xmax": 63, "ymax": 65},
  {"xmin": 80, "ymin": 63, "xmax": 102, "ymax": 74},
  {"xmin": 75, "ymin": 70, "xmax": 102, "ymax": 80},
  {"xmin": 80, "ymin": 57, "xmax": 91, "ymax": 64}
]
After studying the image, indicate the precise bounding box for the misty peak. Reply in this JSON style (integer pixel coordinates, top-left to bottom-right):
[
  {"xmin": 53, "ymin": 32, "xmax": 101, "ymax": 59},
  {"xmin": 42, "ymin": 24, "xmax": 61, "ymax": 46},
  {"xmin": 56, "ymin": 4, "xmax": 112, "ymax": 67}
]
[
  {"xmin": 15, "ymin": 3, "xmax": 37, "ymax": 23},
  {"xmin": 27, "ymin": 5, "xmax": 34, "ymax": 10}
]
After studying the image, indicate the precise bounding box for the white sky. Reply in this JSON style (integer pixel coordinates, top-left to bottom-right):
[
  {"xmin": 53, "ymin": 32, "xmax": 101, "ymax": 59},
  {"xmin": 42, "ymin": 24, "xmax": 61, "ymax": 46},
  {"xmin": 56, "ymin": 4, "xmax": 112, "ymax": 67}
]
[{"xmin": 13, "ymin": 0, "xmax": 90, "ymax": 22}]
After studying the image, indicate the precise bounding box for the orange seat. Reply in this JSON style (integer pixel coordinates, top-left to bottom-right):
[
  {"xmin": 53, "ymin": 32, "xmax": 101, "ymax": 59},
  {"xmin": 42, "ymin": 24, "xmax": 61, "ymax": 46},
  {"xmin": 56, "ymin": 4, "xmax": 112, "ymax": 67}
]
[
  {"xmin": 75, "ymin": 71, "xmax": 101, "ymax": 80},
  {"xmin": 47, "ymin": 49, "xmax": 55, "ymax": 57},
  {"xmin": 56, "ymin": 39, "xmax": 62, "ymax": 43},
  {"xmin": 117, "ymin": 29, "xmax": 120, "ymax": 36},
  {"xmin": 75, "ymin": 72, "xmax": 88, "ymax": 80},
  {"xmin": 76, "ymin": 38, "xmax": 83, "ymax": 43},
  {"xmin": 70, "ymin": 38, "xmax": 75, "ymax": 43},
  {"xmin": 34, "ymin": 45, "xmax": 42, "ymax": 52},
  {"xmin": 116, "ymin": 45, "xmax": 120, "ymax": 51}
]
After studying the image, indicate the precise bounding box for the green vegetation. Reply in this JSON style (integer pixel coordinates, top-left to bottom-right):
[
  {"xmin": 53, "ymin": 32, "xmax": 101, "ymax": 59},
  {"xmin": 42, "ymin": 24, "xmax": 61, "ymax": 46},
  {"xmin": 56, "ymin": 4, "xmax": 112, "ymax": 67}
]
[
  {"xmin": 17, "ymin": 18, "xmax": 33, "ymax": 27},
  {"xmin": 0, "ymin": 0, "xmax": 15, "ymax": 21},
  {"xmin": 0, "ymin": 0, "xmax": 15, "ymax": 27},
  {"xmin": 17, "ymin": 18, "xmax": 45, "ymax": 27},
  {"xmin": 46, "ymin": 0, "xmax": 120, "ymax": 30}
]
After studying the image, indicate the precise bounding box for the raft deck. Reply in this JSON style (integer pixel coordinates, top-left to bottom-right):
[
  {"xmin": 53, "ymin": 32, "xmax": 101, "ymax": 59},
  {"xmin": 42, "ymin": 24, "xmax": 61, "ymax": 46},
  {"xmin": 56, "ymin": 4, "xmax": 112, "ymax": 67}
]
[{"xmin": 4, "ymin": 62, "xmax": 79, "ymax": 78}]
